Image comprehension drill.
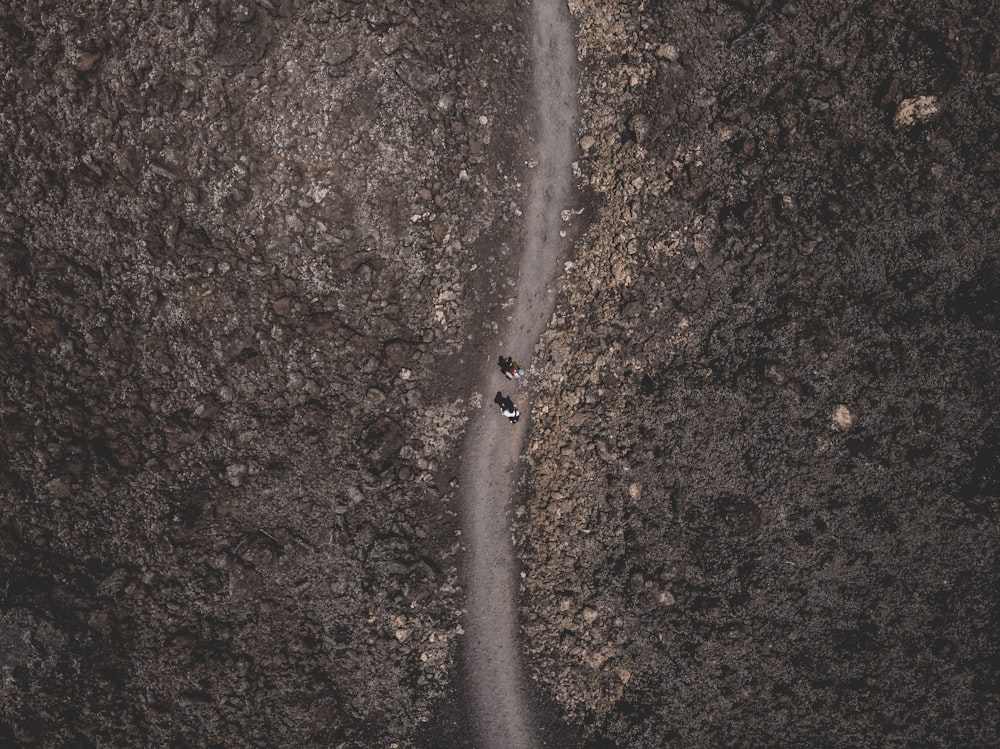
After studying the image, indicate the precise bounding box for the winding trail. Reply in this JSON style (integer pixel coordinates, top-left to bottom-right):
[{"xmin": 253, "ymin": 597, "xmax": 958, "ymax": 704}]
[{"xmin": 458, "ymin": 0, "xmax": 577, "ymax": 747}]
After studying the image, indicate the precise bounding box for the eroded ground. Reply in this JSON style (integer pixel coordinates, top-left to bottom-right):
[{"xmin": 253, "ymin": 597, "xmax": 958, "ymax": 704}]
[
  {"xmin": 1, "ymin": 1, "xmax": 526, "ymax": 745},
  {"xmin": 1, "ymin": 0, "xmax": 998, "ymax": 748},
  {"xmin": 521, "ymin": 0, "xmax": 1000, "ymax": 746}
]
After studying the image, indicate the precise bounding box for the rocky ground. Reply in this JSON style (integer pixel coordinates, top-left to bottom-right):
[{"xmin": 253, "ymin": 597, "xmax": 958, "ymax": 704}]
[
  {"xmin": 520, "ymin": 0, "xmax": 999, "ymax": 747},
  {"xmin": 2, "ymin": 0, "xmax": 999, "ymax": 748},
  {"xmin": 1, "ymin": 1, "xmax": 528, "ymax": 746}
]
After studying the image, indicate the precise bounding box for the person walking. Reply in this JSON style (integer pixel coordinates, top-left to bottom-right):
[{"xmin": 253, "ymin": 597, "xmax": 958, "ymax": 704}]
[
  {"xmin": 498, "ymin": 356, "xmax": 525, "ymax": 379},
  {"xmin": 494, "ymin": 391, "xmax": 520, "ymax": 423}
]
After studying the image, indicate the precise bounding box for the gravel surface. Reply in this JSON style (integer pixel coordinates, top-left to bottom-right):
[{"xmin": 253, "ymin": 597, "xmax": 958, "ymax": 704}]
[{"xmin": 458, "ymin": 3, "xmax": 578, "ymax": 748}]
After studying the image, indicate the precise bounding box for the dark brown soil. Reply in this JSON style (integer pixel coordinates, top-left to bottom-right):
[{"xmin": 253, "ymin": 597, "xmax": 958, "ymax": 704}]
[
  {"xmin": 0, "ymin": 1, "xmax": 526, "ymax": 746},
  {"xmin": 1, "ymin": 0, "xmax": 998, "ymax": 747},
  {"xmin": 520, "ymin": 0, "xmax": 1000, "ymax": 747}
]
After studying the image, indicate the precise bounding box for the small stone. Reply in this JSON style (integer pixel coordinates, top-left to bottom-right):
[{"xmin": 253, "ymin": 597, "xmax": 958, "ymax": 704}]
[
  {"xmin": 894, "ymin": 96, "xmax": 940, "ymax": 128},
  {"xmin": 630, "ymin": 114, "xmax": 650, "ymax": 142},
  {"xmin": 75, "ymin": 52, "xmax": 102, "ymax": 72},
  {"xmin": 323, "ymin": 37, "xmax": 356, "ymax": 66},
  {"xmin": 45, "ymin": 477, "xmax": 72, "ymax": 498},
  {"xmin": 582, "ymin": 607, "xmax": 599, "ymax": 624},
  {"xmin": 586, "ymin": 649, "xmax": 608, "ymax": 668},
  {"xmin": 655, "ymin": 43, "xmax": 679, "ymax": 61},
  {"xmin": 226, "ymin": 463, "xmax": 248, "ymax": 487},
  {"xmin": 659, "ymin": 590, "xmax": 676, "ymax": 606},
  {"xmin": 395, "ymin": 628, "xmax": 411, "ymax": 642},
  {"xmin": 831, "ymin": 404, "xmax": 855, "ymax": 431}
]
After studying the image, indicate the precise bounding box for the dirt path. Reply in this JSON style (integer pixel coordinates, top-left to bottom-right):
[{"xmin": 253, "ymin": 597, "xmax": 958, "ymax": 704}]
[{"xmin": 458, "ymin": 0, "xmax": 577, "ymax": 747}]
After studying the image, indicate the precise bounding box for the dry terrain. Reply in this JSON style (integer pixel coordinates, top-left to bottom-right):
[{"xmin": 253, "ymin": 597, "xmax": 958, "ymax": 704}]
[{"xmin": 2, "ymin": 1, "xmax": 998, "ymax": 748}]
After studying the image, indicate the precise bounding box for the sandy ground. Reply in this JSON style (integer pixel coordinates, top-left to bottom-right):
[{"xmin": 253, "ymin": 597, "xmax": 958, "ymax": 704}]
[{"xmin": 457, "ymin": 0, "xmax": 578, "ymax": 746}]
